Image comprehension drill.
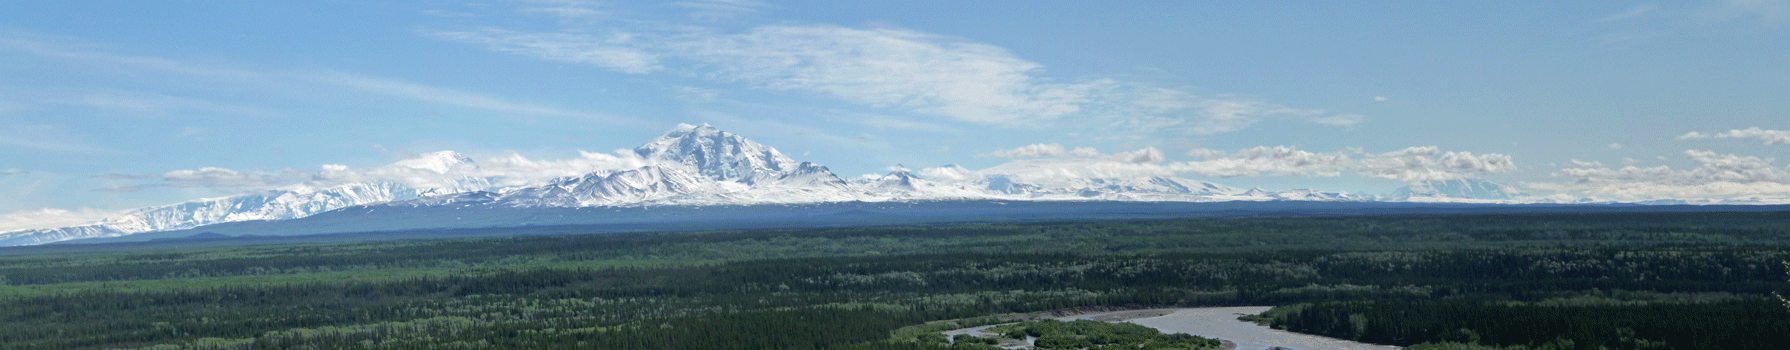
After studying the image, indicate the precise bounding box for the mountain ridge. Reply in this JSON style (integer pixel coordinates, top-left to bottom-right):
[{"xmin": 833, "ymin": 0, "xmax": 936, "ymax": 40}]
[{"xmin": 5, "ymin": 124, "xmax": 1539, "ymax": 246}]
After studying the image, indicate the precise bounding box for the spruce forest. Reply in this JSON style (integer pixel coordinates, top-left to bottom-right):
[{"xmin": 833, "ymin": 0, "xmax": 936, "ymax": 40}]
[{"xmin": 2, "ymin": 211, "xmax": 1788, "ymax": 349}]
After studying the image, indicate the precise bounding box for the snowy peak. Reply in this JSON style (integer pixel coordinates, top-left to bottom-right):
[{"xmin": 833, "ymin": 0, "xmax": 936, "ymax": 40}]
[
  {"xmin": 873, "ymin": 167, "xmax": 925, "ymax": 191},
  {"xmin": 633, "ymin": 123, "xmax": 800, "ymax": 185},
  {"xmin": 499, "ymin": 165, "xmax": 708, "ymax": 207},
  {"xmin": 776, "ymin": 162, "xmax": 849, "ymax": 188},
  {"xmin": 392, "ymin": 151, "xmax": 474, "ymax": 173}
]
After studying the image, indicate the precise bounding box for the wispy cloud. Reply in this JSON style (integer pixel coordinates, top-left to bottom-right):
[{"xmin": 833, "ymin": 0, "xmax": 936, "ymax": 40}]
[
  {"xmin": 674, "ymin": 25, "xmax": 1097, "ymax": 126},
  {"xmin": 6, "ymin": 30, "xmax": 630, "ymax": 125},
  {"xmin": 1107, "ymin": 88, "xmax": 1351, "ymax": 135},
  {"xmin": 312, "ymin": 73, "xmax": 637, "ymax": 124},
  {"xmin": 1598, "ymin": 5, "xmax": 1657, "ymax": 22},
  {"xmin": 1310, "ymin": 114, "xmax": 1367, "ymax": 127},
  {"xmin": 518, "ymin": 0, "xmax": 611, "ymax": 19},
  {"xmin": 44, "ymin": 92, "xmax": 273, "ymax": 117},
  {"xmin": 854, "ymin": 116, "xmax": 962, "ymax": 133},
  {"xmin": 1598, "ymin": 32, "xmax": 1661, "ymax": 45},
  {"xmin": 0, "ymin": 31, "xmax": 262, "ymax": 80},
  {"xmin": 423, "ymin": 28, "xmax": 661, "ymax": 74},
  {"xmin": 98, "ymin": 167, "xmax": 310, "ymax": 192},
  {"xmin": 672, "ymin": 0, "xmax": 769, "ymax": 21},
  {"xmin": 426, "ymin": 14, "xmax": 1360, "ymax": 135},
  {"xmin": 1702, "ymin": 0, "xmax": 1790, "ymax": 27},
  {"xmin": 1678, "ymin": 127, "xmax": 1790, "ymax": 144},
  {"xmin": 0, "ymin": 124, "xmax": 116, "ymax": 154}
]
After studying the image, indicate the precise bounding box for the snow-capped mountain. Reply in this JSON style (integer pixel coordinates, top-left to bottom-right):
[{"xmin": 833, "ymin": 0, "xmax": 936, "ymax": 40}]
[
  {"xmin": 0, "ymin": 182, "xmax": 430, "ymax": 246},
  {"xmin": 490, "ymin": 164, "xmax": 713, "ymax": 207},
  {"xmin": 634, "ymin": 123, "xmax": 801, "ymax": 185},
  {"xmin": 4, "ymin": 123, "xmax": 1387, "ymax": 246},
  {"xmin": 1390, "ymin": 179, "xmax": 1526, "ymax": 201},
  {"xmin": 0, "ymin": 151, "xmax": 490, "ymax": 246}
]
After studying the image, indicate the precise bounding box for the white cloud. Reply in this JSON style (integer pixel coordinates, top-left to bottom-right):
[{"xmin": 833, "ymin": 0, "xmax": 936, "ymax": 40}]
[
  {"xmin": 971, "ymin": 158, "xmax": 1180, "ymax": 185},
  {"xmin": 0, "ymin": 208, "xmax": 129, "ymax": 232},
  {"xmin": 1598, "ymin": 5, "xmax": 1656, "ymax": 22},
  {"xmin": 953, "ymin": 145, "xmax": 1177, "ymax": 185},
  {"xmin": 1177, "ymin": 145, "xmax": 1516, "ymax": 181},
  {"xmin": 918, "ymin": 164, "xmax": 977, "ymax": 182},
  {"xmin": 1107, "ymin": 147, "xmax": 1164, "ymax": 163},
  {"xmin": 1174, "ymin": 146, "xmax": 1354, "ymax": 178},
  {"xmin": 1529, "ymin": 150, "xmax": 1790, "ymax": 201},
  {"xmin": 1310, "ymin": 114, "xmax": 1366, "ymax": 127},
  {"xmin": 983, "ymin": 143, "xmax": 1072, "ymax": 158},
  {"xmin": 981, "ymin": 143, "xmax": 1515, "ymax": 181},
  {"xmin": 981, "ymin": 143, "xmax": 1108, "ymax": 159},
  {"xmin": 1373, "ymin": 96, "xmax": 1389, "ymax": 102},
  {"xmin": 160, "ymin": 167, "xmax": 309, "ymax": 189},
  {"xmin": 432, "ymin": 23, "xmax": 1097, "ymax": 126},
  {"xmin": 1678, "ymin": 127, "xmax": 1790, "ymax": 144},
  {"xmin": 1607, "ymin": 143, "xmax": 1624, "ymax": 149}
]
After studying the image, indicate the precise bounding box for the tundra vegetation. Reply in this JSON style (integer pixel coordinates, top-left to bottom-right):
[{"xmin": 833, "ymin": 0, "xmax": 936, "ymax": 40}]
[{"xmin": 0, "ymin": 211, "xmax": 1787, "ymax": 349}]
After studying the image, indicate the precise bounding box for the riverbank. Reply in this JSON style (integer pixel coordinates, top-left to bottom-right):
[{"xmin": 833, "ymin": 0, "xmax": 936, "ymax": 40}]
[{"xmin": 940, "ymin": 306, "xmax": 1399, "ymax": 350}]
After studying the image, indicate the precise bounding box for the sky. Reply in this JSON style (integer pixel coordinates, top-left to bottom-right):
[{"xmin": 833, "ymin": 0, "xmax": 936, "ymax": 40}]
[{"xmin": 2, "ymin": 0, "xmax": 1789, "ymax": 231}]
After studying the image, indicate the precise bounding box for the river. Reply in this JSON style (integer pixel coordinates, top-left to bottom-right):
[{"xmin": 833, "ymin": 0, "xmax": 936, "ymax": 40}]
[{"xmin": 944, "ymin": 306, "xmax": 1402, "ymax": 350}]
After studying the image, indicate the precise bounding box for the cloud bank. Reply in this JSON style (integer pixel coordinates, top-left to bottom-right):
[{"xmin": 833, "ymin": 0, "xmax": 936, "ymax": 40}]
[
  {"xmin": 1175, "ymin": 146, "xmax": 1516, "ymax": 182},
  {"xmin": 1529, "ymin": 150, "xmax": 1790, "ymax": 201},
  {"xmin": 0, "ymin": 208, "xmax": 127, "ymax": 233},
  {"xmin": 955, "ymin": 144, "xmax": 1514, "ymax": 186}
]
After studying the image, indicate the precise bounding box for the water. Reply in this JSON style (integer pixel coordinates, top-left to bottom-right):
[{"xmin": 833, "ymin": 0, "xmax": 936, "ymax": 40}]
[{"xmin": 1126, "ymin": 307, "xmax": 1402, "ymax": 350}]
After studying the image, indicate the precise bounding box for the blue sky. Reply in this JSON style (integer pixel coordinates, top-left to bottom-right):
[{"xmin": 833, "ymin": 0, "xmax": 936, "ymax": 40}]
[{"xmin": 2, "ymin": 0, "xmax": 1788, "ymax": 230}]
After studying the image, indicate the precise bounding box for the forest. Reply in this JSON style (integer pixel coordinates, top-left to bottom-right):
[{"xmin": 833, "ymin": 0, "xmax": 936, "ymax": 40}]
[{"xmin": 0, "ymin": 210, "xmax": 1787, "ymax": 349}]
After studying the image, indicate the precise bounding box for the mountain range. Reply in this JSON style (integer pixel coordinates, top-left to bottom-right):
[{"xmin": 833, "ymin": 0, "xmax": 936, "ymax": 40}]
[{"xmin": 4, "ymin": 124, "xmax": 1543, "ymax": 246}]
